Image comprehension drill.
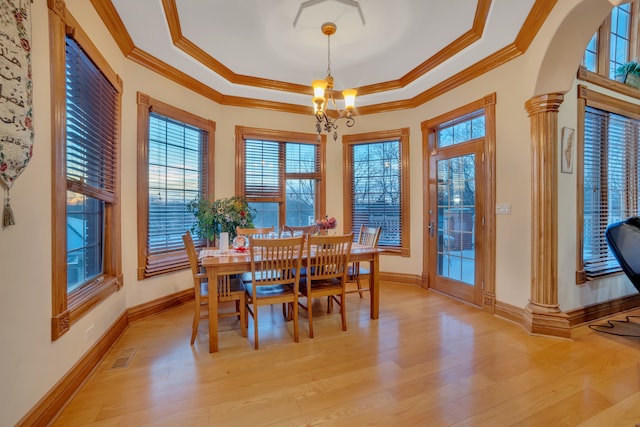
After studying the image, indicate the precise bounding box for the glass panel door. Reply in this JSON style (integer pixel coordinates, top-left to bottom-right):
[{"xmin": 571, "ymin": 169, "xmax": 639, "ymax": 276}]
[
  {"xmin": 429, "ymin": 141, "xmax": 483, "ymax": 306},
  {"xmin": 437, "ymin": 154, "xmax": 476, "ymax": 285}
]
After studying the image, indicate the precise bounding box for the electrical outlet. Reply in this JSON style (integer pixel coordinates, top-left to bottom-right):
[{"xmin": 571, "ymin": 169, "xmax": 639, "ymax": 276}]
[
  {"xmin": 496, "ymin": 203, "xmax": 511, "ymax": 215},
  {"xmin": 85, "ymin": 324, "xmax": 96, "ymax": 342}
]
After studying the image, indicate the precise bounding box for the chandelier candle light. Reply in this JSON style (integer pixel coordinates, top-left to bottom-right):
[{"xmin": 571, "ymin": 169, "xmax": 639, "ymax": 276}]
[{"xmin": 312, "ymin": 22, "xmax": 357, "ymax": 141}]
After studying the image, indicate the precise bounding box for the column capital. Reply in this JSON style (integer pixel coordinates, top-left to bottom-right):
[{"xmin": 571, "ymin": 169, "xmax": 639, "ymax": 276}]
[{"xmin": 525, "ymin": 93, "xmax": 564, "ymax": 116}]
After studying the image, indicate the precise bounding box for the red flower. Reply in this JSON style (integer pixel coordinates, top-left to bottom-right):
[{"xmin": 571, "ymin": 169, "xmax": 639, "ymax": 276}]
[
  {"xmin": 20, "ymin": 38, "xmax": 30, "ymax": 52},
  {"xmin": 240, "ymin": 210, "xmax": 245, "ymax": 218},
  {"xmin": 0, "ymin": 163, "xmax": 7, "ymax": 172}
]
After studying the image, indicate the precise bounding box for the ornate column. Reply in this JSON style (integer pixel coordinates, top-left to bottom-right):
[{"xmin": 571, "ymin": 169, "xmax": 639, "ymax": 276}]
[{"xmin": 524, "ymin": 93, "xmax": 570, "ymax": 337}]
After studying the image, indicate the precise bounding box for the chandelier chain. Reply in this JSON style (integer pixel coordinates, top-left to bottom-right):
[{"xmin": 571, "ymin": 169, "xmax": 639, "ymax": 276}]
[{"xmin": 327, "ymin": 33, "xmax": 332, "ymax": 78}]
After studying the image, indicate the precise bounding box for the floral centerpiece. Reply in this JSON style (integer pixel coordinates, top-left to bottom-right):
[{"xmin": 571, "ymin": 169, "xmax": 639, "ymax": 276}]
[
  {"xmin": 187, "ymin": 196, "xmax": 255, "ymax": 244},
  {"xmin": 316, "ymin": 215, "xmax": 337, "ymax": 230}
]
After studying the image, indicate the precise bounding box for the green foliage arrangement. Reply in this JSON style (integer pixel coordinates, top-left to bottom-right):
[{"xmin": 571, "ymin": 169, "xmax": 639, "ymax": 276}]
[
  {"xmin": 616, "ymin": 61, "xmax": 640, "ymax": 89},
  {"xmin": 187, "ymin": 196, "xmax": 255, "ymax": 242},
  {"xmin": 617, "ymin": 60, "xmax": 640, "ymax": 77}
]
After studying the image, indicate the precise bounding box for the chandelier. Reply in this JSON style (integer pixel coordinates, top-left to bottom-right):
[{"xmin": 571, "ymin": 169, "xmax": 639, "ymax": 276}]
[{"xmin": 312, "ymin": 22, "xmax": 357, "ymax": 141}]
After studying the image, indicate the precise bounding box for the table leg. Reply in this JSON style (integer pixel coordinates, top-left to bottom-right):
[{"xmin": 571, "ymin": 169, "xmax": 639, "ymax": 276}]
[
  {"xmin": 370, "ymin": 252, "xmax": 379, "ymax": 319},
  {"xmin": 207, "ymin": 266, "xmax": 219, "ymax": 353}
]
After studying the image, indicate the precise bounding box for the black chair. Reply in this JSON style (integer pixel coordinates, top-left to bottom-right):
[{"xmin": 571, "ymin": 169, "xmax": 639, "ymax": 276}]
[{"xmin": 605, "ymin": 216, "xmax": 640, "ymax": 293}]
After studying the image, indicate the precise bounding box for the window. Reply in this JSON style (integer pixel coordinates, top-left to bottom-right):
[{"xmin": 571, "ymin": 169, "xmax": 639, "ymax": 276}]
[
  {"xmin": 50, "ymin": 3, "xmax": 122, "ymax": 339},
  {"xmin": 577, "ymin": 86, "xmax": 640, "ymax": 282},
  {"xmin": 582, "ymin": 2, "xmax": 639, "ymax": 78},
  {"xmin": 235, "ymin": 127, "xmax": 325, "ymax": 229},
  {"xmin": 343, "ymin": 129, "xmax": 410, "ymax": 255},
  {"xmin": 136, "ymin": 93, "xmax": 215, "ymax": 279}
]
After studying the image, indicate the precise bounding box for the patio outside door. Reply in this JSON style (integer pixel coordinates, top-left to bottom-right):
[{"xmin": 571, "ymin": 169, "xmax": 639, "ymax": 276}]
[{"xmin": 428, "ymin": 140, "xmax": 484, "ymax": 306}]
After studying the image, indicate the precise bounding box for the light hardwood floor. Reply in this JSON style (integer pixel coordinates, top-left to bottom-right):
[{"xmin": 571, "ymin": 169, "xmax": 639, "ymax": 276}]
[{"xmin": 54, "ymin": 283, "xmax": 640, "ymax": 426}]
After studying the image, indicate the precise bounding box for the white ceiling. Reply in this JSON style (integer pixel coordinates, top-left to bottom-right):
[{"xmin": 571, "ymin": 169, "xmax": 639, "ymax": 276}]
[{"xmin": 109, "ymin": 0, "xmax": 538, "ymax": 109}]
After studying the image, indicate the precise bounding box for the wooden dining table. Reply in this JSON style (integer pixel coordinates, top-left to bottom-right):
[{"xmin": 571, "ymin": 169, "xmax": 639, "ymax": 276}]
[{"xmin": 200, "ymin": 243, "xmax": 381, "ymax": 353}]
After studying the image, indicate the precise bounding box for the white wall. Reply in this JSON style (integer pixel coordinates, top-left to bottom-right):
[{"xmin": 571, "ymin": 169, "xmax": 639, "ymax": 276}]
[{"xmin": 1, "ymin": 0, "xmax": 638, "ymax": 424}]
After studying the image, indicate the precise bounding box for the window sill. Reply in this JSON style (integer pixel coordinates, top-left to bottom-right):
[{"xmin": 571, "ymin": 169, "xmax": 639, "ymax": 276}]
[
  {"xmin": 577, "ymin": 66, "xmax": 640, "ymax": 99},
  {"xmin": 51, "ymin": 274, "xmax": 122, "ymax": 340}
]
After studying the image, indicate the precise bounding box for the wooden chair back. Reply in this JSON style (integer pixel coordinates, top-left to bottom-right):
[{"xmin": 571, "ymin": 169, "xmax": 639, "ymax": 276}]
[
  {"xmin": 307, "ymin": 234, "xmax": 353, "ymax": 282},
  {"xmin": 357, "ymin": 225, "xmax": 382, "ymax": 248},
  {"xmin": 246, "ymin": 235, "xmax": 305, "ymax": 349},
  {"xmin": 236, "ymin": 226, "xmax": 275, "ymax": 238},
  {"xmin": 282, "ymin": 224, "xmax": 319, "ymax": 236},
  {"xmin": 248, "ymin": 236, "xmax": 304, "ymax": 289},
  {"xmin": 347, "ymin": 225, "xmax": 381, "ymax": 298},
  {"xmin": 182, "ymin": 231, "xmax": 205, "ymax": 290}
]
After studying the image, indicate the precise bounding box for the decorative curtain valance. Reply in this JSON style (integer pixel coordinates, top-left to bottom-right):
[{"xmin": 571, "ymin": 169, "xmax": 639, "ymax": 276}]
[{"xmin": 0, "ymin": 0, "xmax": 33, "ymax": 227}]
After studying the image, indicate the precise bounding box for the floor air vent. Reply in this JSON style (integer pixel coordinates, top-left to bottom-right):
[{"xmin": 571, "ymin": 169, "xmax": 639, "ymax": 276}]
[{"xmin": 109, "ymin": 346, "xmax": 137, "ymax": 370}]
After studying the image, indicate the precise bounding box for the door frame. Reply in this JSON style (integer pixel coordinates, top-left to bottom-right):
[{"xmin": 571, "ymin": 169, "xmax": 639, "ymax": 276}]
[{"xmin": 421, "ymin": 94, "xmax": 496, "ymax": 312}]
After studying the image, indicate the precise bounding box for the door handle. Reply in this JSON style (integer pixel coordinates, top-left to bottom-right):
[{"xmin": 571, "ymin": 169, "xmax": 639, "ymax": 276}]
[{"xmin": 427, "ymin": 221, "xmax": 435, "ymax": 237}]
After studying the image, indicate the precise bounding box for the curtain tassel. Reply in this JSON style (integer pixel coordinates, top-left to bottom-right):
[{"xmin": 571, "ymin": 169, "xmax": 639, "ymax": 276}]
[{"xmin": 3, "ymin": 192, "xmax": 15, "ymax": 228}]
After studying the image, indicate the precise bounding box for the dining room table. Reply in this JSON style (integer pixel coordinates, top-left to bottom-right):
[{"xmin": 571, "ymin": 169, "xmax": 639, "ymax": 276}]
[{"xmin": 200, "ymin": 242, "xmax": 382, "ymax": 353}]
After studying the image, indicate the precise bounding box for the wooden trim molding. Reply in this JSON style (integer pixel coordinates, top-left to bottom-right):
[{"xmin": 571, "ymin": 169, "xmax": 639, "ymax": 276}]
[
  {"xmin": 234, "ymin": 126, "xmax": 327, "ymax": 222},
  {"xmin": 136, "ymin": 92, "xmax": 216, "ymax": 279},
  {"xmin": 49, "ymin": 0, "xmax": 123, "ymax": 340},
  {"xmin": 22, "ymin": 281, "xmax": 637, "ymax": 425},
  {"xmin": 18, "ymin": 290, "xmax": 196, "ymax": 427},
  {"xmin": 128, "ymin": 288, "xmax": 194, "ymax": 323},
  {"xmin": 379, "ymin": 272, "xmax": 422, "ymax": 287},
  {"xmin": 92, "ymin": 0, "xmax": 557, "ymax": 115},
  {"xmin": 18, "ymin": 311, "xmax": 129, "ymax": 427},
  {"xmin": 421, "ymin": 94, "xmax": 496, "ymax": 310},
  {"xmin": 342, "ymin": 129, "xmax": 410, "ymax": 256}
]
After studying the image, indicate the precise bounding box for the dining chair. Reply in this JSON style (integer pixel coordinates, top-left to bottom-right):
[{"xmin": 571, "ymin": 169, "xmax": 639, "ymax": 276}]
[
  {"xmin": 347, "ymin": 225, "xmax": 381, "ymax": 298},
  {"xmin": 182, "ymin": 231, "xmax": 247, "ymax": 345},
  {"xmin": 299, "ymin": 233, "xmax": 353, "ymax": 338},
  {"xmin": 246, "ymin": 235, "xmax": 305, "ymax": 349},
  {"xmin": 281, "ymin": 224, "xmax": 319, "ymax": 236}
]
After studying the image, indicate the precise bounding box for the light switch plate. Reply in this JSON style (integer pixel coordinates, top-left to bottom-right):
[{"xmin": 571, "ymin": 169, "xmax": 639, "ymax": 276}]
[{"xmin": 496, "ymin": 203, "xmax": 511, "ymax": 215}]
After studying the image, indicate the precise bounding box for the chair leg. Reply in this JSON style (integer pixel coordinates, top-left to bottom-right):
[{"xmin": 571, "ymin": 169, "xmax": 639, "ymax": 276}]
[
  {"xmin": 340, "ymin": 293, "xmax": 347, "ymax": 331},
  {"xmin": 308, "ymin": 297, "xmax": 314, "ymax": 338},
  {"xmin": 239, "ymin": 294, "xmax": 247, "ymax": 338},
  {"xmin": 191, "ymin": 302, "xmax": 200, "ymax": 345},
  {"xmin": 253, "ymin": 305, "xmax": 259, "ymax": 350},
  {"xmin": 292, "ymin": 300, "xmax": 299, "ymax": 343},
  {"xmin": 357, "ymin": 277, "xmax": 364, "ymax": 298}
]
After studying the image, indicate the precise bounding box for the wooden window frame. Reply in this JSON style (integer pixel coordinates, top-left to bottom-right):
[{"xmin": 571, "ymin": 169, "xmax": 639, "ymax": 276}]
[
  {"xmin": 582, "ymin": 1, "xmax": 640, "ymax": 77},
  {"xmin": 235, "ymin": 126, "xmax": 326, "ymax": 227},
  {"xmin": 49, "ymin": 0, "xmax": 123, "ymax": 340},
  {"xmin": 421, "ymin": 94, "xmax": 497, "ymax": 305},
  {"xmin": 136, "ymin": 93, "xmax": 215, "ymax": 279},
  {"xmin": 576, "ymin": 85, "xmax": 640, "ymax": 283},
  {"xmin": 342, "ymin": 129, "xmax": 410, "ymax": 256}
]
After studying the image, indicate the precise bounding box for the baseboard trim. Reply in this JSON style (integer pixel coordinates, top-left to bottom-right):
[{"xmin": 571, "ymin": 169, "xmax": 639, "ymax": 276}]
[
  {"xmin": 379, "ymin": 272, "xmax": 422, "ymax": 286},
  {"xmin": 128, "ymin": 288, "xmax": 194, "ymax": 323},
  {"xmin": 18, "ymin": 289, "xmax": 194, "ymax": 427},
  {"xmin": 494, "ymin": 293, "xmax": 640, "ymax": 338},
  {"xmin": 24, "ymin": 284, "xmax": 637, "ymax": 425},
  {"xmin": 565, "ymin": 293, "xmax": 640, "ymax": 327},
  {"xmin": 495, "ymin": 300, "xmax": 526, "ymax": 325},
  {"xmin": 17, "ymin": 311, "xmax": 129, "ymax": 427}
]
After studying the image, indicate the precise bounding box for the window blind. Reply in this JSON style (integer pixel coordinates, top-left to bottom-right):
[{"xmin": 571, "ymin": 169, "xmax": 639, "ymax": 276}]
[
  {"xmin": 349, "ymin": 140, "xmax": 402, "ymax": 248},
  {"xmin": 145, "ymin": 112, "xmax": 208, "ymax": 276},
  {"xmin": 65, "ymin": 36, "xmax": 118, "ymax": 202},
  {"xmin": 65, "ymin": 36, "xmax": 119, "ymax": 291},
  {"xmin": 244, "ymin": 139, "xmax": 283, "ymax": 200},
  {"xmin": 583, "ymin": 106, "xmax": 640, "ymax": 278}
]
